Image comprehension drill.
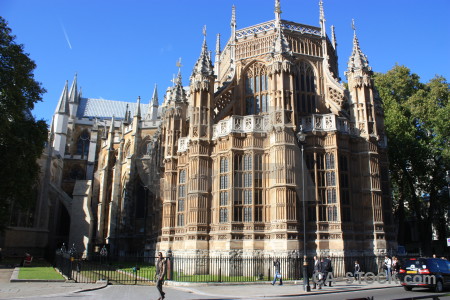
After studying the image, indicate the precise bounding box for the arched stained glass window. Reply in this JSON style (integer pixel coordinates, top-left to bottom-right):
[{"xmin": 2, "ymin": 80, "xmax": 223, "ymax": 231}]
[
  {"xmin": 76, "ymin": 130, "xmax": 90, "ymax": 158},
  {"xmin": 295, "ymin": 61, "xmax": 316, "ymax": 114},
  {"xmin": 245, "ymin": 63, "xmax": 269, "ymax": 115}
]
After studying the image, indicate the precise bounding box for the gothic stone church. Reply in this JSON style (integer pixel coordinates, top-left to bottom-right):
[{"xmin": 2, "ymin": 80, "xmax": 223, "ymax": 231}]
[{"xmin": 5, "ymin": 1, "xmax": 397, "ymax": 258}]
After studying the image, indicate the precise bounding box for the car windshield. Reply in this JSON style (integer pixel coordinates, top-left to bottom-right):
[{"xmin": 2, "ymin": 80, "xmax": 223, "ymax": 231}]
[{"xmin": 404, "ymin": 259, "xmax": 426, "ymax": 270}]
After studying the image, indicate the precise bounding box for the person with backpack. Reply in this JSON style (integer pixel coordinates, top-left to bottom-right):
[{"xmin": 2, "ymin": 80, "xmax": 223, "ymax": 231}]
[{"xmin": 272, "ymin": 258, "xmax": 283, "ymax": 285}]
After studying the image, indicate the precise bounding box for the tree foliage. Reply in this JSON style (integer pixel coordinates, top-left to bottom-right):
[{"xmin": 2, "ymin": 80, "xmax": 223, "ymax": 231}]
[
  {"xmin": 0, "ymin": 16, "xmax": 48, "ymax": 230},
  {"xmin": 374, "ymin": 65, "xmax": 450, "ymax": 254}
]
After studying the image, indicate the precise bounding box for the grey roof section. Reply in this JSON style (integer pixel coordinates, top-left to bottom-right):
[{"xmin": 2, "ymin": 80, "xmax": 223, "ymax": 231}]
[{"xmin": 76, "ymin": 98, "xmax": 161, "ymax": 119}]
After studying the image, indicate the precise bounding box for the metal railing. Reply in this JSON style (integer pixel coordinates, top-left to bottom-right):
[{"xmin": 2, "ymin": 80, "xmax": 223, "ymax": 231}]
[{"xmin": 54, "ymin": 253, "xmax": 439, "ymax": 284}]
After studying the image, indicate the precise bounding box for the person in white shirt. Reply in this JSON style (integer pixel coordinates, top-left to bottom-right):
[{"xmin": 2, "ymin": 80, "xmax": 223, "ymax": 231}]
[{"xmin": 384, "ymin": 255, "xmax": 392, "ymax": 278}]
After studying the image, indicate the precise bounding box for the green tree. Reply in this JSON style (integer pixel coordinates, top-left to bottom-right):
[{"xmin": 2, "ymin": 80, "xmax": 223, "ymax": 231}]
[
  {"xmin": 374, "ymin": 65, "xmax": 450, "ymax": 254},
  {"xmin": 0, "ymin": 16, "xmax": 48, "ymax": 230}
]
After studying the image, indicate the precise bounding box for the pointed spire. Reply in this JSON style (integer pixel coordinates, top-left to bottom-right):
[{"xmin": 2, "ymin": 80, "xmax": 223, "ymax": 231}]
[
  {"xmin": 347, "ymin": 19, "xmax": 371, "ymax": 73},
  {"xmin": 275, "ymin": 0, "xmax": 282, "ymax": 27},
  {"xmin": 231, "ymin": 5, "xmax": 236, "ymax": 41},
  {"xmin": 123, "ymin": 104, "xmax": 130, "ymax": 124},
  {"xmin": 147, "ymin": 84, "xmax": 159, "ymax": 120},
  {"xmin": 331, "ymin": 25, "xmax": 337, "ymax": 49},
  {"xmin": 176, "ymin": 58, "xmax": 183, "ymax": 86},
  {"xmin": 319, "ymin": 0, "xmax": 326, "ymax": 37},
  {"xmin": 134, "ymin": 96, "xmax": 141, "ymax": 117},
  {"xmin": 109, "ymin": 115, "xmax": 115, "ymax": 133},
  {"xmin": 272, "ymin": 23, "xmax": 291, "ymax": 55},
  {"xmin": 151, "ymin": 84, "xmax": 159, "ymax": 106},
  {"xmin": 215, "ymin": 33, "xmax": 221, "ymax": 55},
  {"xmin": 191, "ymin": 26, "xmax": 214, "ymax": 78},
  {"xmin": 56, "ymin": 81, "xmax": 69, "ymax": 114},
  {"xmin": 68, "ymin": 73, "xmax": 78, "ymax": 103}
]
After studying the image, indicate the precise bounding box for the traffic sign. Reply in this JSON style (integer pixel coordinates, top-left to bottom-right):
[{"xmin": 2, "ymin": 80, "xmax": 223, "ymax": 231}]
[{"xmin": 447, "ymin": 237, "xmax": 450, "ymax": 247}]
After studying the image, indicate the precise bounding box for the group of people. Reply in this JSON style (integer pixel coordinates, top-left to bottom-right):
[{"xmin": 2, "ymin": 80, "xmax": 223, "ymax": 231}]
[
  {"xmin": 312, "ymin": 255, "xmax": 334, "ymax": 289},
  {"xmin": 272, "ymin": 256, "xmax": 334, "ymax": 289},
  {"xmin": 383, "ymin": 255, "xmax": 400, "ymax": 279}
]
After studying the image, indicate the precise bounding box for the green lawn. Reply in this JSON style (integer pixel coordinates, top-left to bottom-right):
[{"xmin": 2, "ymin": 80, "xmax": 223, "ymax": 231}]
[
  {"xmin": 18, "ymin": 266, "xmax": 64, "ymax": 280},
  {"xmin": 18, "ymin": 259, "xmax": 65, "ymax": 280}
]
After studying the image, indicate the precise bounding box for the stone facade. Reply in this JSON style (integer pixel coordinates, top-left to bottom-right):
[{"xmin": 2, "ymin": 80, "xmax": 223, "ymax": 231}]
[{"xmin": 3, "ymin": 1, "xmax": 396, "ymax": 258}]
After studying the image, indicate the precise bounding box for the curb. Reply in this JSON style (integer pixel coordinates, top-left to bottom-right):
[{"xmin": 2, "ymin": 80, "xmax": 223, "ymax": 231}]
[{"xmin": 9, "ymin": 267, "xmax": 66, "ymax": 283}]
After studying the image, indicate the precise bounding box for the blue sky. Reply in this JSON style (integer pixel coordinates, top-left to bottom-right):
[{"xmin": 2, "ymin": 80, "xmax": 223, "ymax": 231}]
[{"xmin": 2, "ymin": 0, "xmax": 449, "ymax": 124}]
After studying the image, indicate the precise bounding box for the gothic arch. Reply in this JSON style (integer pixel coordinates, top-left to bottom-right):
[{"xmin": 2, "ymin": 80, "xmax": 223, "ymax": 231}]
[
  {"xmin": 76, "ymin": 129, "xmax": 90, "ymax": 158},
  {"xmin": 241, "ymin": 61, "xmax": 269, "ymax": 115},
  {"xmin": 123, "ymin": 140, "xmax": 131, "ymax": 161},
  {"xmin": 294, "ymin": 60, "xmax": 318, "ymax": 115},
  {"xmin": 140, "ymin": 135, "xmax": 153, "ymax": 157}
]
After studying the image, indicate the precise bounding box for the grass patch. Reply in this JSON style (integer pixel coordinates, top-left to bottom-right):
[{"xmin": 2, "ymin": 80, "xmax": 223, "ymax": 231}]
[{"xmin": 18, "ymin": 267, "xmax": 64, "ymax": 280}]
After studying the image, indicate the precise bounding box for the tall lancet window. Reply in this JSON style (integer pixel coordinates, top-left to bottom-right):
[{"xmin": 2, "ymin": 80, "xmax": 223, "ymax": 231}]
[
  {"xmin": 219, "ymin": 157, "xmax": 229, "ymax": 223},
  {"xmin": 245, "ymin": 63, "xmax": 269, "ymax": 115},
  {"xmin": 76, "ymin": 130, "xmax": 90, "ymax": 158},
  {"xmin": 295, "ymin": 61, "xmax": 316, "ymax": 114},
  {"xmin": 177, "ymin": 169, "xmax": 186, "ymax": 226},
  {"xmin": 243, "ymin": 154, "xmax": 253, "ymax": 222}
]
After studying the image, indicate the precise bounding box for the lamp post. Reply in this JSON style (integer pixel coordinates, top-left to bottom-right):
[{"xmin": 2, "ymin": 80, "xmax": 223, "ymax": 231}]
[{"xmin": 296, "ymin": 126, "xmax": 310, "ymax": 292}]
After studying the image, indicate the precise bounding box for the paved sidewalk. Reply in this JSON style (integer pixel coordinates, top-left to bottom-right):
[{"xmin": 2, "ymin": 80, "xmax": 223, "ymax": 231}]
[
  {"xmin": 0, "ymin": 266, "xmax": 401, "ymax": 299},
  {"xmin": 169, "ymin": 280, "xmax": 401, "ymax": 298},
  {"xmin": 0, "ymin": 267, "xmax": 107, "ymax": 299}
]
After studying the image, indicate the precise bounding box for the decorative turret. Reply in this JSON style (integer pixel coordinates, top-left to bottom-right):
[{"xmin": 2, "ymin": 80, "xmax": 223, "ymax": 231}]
[
  {"xmin": 166, "ymin": 59, "xmax": 188, "ymax": 104},
  {"xmin": 270, "ymin": 0, "xmax": 293, "ymax": 70},
  {"xmin": 346, "ymin": 19, "xmax": 371, "ymax": 76},
  {"xmin": 345, "ymin": 19, "xmax": 377, "ymax": 137},
  {"xmin": 269, "ymin": 20, "xmax": 294, "ymax": 75},
  {"xmin": 191, "ymin": 26, "xmax": 214, "ymax": 82},
  {"xmin": 189, "ymin": 27, "xmax": 215, "ymax": 140}
]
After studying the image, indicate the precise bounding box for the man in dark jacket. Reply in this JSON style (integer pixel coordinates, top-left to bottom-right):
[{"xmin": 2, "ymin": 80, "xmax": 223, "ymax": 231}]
[
  {"xmin": 156, "ymin": 252, "xmax": 166, "ymax": 300},
  {"xmin": 324, "ymin": 255, "xmax": 333, "ymax": 287},
  {"xmin": 312, "ymin": 256, "xmax": 320, "ymax": 289}
]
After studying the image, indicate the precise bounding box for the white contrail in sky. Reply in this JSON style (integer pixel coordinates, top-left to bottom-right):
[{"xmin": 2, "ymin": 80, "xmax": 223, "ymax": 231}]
[{"xmin": 59, "ymin": 20, "xmax": 72, "ymax": 49}]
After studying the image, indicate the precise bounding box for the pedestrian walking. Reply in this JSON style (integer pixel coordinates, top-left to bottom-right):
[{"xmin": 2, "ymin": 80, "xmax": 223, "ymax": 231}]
[
  {"xmin": 383, "ymin": 255, "xmax": 392, "ymax": 279},
  {"xmin": 312, "ymin": 256, "xmax": 320, "ymax": 289},
  {"xmin": 155, "ymin": 252, "xmax": 166, "ymax": 300},
  {"xmin": 354, "ymin": 260, "xmax": 361, "ymax": 280},
  {"xmin": 324, "ymin": 255, "xmax": 333, "ymax": 286},
  {"xmin": 316, "ymin": 257, "xmax": 326, "ymax": 289},
  {"xmin": 272, "ymin": 258, "xmax": 283, "ymax": 285}
]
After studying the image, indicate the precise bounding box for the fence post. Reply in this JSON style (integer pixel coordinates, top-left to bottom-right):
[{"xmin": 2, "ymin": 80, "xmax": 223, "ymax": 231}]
[
  {"xmin": 218, "ymin": 255, "xmax": 222, "ymax": 283},
  {"xmin": 167, "ymin": 249, "xmax": 173, "ymax": 280}
]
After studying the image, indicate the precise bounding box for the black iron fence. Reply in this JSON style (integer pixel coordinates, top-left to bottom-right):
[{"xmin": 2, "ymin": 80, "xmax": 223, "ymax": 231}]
[{"xmin": 54, "ymin": 253, "xmax": 432, "ymax": 284}]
